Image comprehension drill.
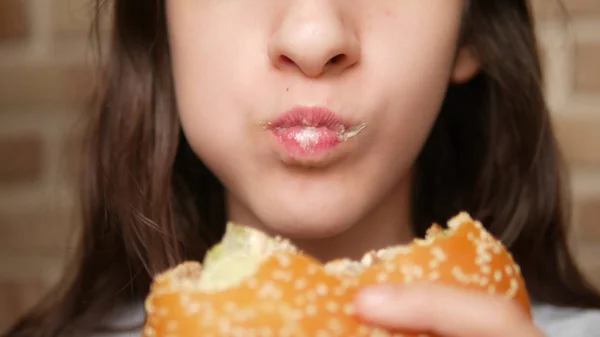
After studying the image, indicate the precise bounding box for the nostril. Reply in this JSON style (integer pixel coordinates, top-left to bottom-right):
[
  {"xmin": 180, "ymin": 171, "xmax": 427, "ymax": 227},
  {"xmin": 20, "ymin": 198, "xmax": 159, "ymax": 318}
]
[
  {"xmin": 279, "ymin": 55, "xmax": 294, "ymax": 65},
  {"xmin": 329, "ymin": 54, "xmax": 346, "ymax": 65}
]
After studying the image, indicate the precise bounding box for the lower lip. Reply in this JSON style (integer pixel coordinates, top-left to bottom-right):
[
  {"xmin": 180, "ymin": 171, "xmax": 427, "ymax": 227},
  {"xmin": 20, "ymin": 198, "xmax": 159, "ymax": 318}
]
[{"xmin": 272, "ymin": 126, "xmax": 342, "ymax": 157}]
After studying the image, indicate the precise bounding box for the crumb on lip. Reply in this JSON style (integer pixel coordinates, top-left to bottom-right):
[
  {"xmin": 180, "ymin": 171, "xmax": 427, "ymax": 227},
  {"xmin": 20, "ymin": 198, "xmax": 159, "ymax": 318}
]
[
  {"xmin": 337, "ymin": 123, "xmax": 367, "ymax": 142},
  {"xmin": 257, "ymin": 120, "xmax": 367, "ymax": 142}
]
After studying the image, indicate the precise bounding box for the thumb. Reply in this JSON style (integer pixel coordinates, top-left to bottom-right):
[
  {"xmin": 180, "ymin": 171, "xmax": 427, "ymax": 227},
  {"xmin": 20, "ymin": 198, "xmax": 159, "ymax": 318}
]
[{"xmin": 354, "ymin": 284, "xmax": 541, "ymax": 337}]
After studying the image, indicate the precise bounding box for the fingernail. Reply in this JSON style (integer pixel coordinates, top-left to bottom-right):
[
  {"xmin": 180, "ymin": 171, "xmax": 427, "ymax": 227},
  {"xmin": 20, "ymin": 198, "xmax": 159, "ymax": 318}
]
[{"xmin": 356, "ymin": 287, "xmax": 396, "ymax": 310}]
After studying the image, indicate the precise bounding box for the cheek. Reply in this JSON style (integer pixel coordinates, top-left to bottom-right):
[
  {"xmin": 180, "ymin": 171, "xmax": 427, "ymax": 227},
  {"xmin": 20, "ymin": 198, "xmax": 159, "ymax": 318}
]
[
  {"xmin": 166, "ymin": 4, "xmax": 267, "ymax": 177},
  {"xmin": 358, "ymin": 9, "xmax": 460, "ymax": 169}
]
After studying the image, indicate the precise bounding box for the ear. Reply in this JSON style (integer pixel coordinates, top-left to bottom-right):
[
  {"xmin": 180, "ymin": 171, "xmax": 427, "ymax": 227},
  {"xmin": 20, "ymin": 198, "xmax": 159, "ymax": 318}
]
[{"xmin": 451, "ymin": 46, "xmax": 481, "ymax": 84}]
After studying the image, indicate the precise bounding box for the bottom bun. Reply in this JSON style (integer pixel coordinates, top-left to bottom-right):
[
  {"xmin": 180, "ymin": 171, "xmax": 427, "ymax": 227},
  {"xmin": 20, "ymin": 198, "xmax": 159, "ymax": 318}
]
[{"xmin": 143, "ymin": 212, "xmax": 531, "ymax": 337}]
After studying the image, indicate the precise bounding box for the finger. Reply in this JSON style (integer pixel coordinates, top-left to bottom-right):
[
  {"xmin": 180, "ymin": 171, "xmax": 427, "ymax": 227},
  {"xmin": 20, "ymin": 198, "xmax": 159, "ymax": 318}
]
[{"xmin": 354, "ymin": 284, "xmax": 543, "ymax": 337}]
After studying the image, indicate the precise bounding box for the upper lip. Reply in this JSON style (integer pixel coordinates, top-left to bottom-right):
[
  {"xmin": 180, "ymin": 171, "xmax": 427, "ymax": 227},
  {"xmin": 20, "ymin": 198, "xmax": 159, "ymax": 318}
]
[{"xmin": 267, "ymin": 106, "xmax": 354, "ymax": 131}]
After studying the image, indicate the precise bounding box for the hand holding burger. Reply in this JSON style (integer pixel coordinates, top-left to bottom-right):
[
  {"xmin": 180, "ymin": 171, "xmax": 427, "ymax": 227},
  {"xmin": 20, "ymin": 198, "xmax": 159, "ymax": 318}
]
[
  {"xmin": 355, "ymin": 282, "xmax": 544, "ymax": 337},
  {"xmin": 143, "ymin": 212, "xmax": 543, "ymax": 336}
]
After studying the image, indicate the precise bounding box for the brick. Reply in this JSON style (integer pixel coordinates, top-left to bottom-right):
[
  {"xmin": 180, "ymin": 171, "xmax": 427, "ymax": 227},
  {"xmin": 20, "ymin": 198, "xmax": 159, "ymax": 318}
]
[
  {"xmin": 563, "ymin": 0, "xmax": 600, "ymax": 17},
  {"xmin": 530, "ymin": 0, "xmax": 565, "ymax": 21},
  {"xmin": 574, "ymin": 43, "xmax": 600, "ymax": 93},
  {"xmin": 576, "ymin": 195, "xmax": 600, "ymax": 241},
  {"xmin": 53, "ymin": 0, "xmax": 93, "ymax": 36},
  {"xmin": 60, "ymin": 127, "xmax": 85, "ymax": 179},
  {"xmin": 0, "ymin": 135, "xmax": 43, "ymax": 184},
  {"xmin": 553, "ymin": 115, "xmax": 600, "ymax": 168},
  {"xmin": 0, "ymin": 64, "xmax": 96, "ymax": 108},
  {"xmin": 531, "ymin": 0, "xmax": 600, "ymax": 20},
  {"xmin": 589, "ymin": 270, "xmax": 600, "ymax": 290},
  {"xmin": 0, "ymin": 281, "xmax": 49, "ymax": 333},
  {"xmin": 0, "ymin": 256, "xmax": 66, "ymax": 284},
  {"xmin": 0, "ymin": 0, "xmax": 30, "ymax": 40},
  {"xmin": 0, "ymin": 208, "xmax": 79, "ymax": 256},
  {"xmin": 580, "ymin": 266, "xmax": 600, "ymax": 290},
  {"xmin": 53, "ymin": 0, "xmax": 112, "ymax": 38},
  {"xmin": 576, "ymin": 242, "xmax": 600, "ymax": 289}
]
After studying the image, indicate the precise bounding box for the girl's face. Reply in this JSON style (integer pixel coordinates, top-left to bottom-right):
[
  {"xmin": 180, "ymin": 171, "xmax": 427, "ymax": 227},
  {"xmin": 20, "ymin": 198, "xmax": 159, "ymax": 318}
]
[{"xmin": 166, "ymin": 0, "xmax": 479, "ymax": 254}]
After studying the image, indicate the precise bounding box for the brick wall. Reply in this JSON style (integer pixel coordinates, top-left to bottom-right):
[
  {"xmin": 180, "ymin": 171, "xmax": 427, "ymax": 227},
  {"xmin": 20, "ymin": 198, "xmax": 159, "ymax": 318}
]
[{"xmin": 0, "ymin": 0, "xmax": 599, "ymax": 333}]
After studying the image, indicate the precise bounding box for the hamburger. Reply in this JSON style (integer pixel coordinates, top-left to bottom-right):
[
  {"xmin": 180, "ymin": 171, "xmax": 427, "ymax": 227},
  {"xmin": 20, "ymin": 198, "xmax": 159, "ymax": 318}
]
[{"xmin": 142, "ymin": 212, "xmax": 531, "ymax": 337}]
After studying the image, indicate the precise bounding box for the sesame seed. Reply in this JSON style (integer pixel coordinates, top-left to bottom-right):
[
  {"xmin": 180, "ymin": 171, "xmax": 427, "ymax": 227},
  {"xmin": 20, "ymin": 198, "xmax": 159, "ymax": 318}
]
[
  {"xmin": 428, "ymin": 271, "xmax": 440, "ymax": 280},
  {"xmin": 232, "ymin": 309, "xmax": 257, "ymax": 322},
  {"xmin": 224, "ymin": 302, "xmax": 237, "ymax": 312},
  {"xmin": 505, "ymin": 278, "xmax": 519, "ymax": 298},
  {"xmin": 166, "ymin": 321, "xmax": 178, "ymax": 332},
  {"xmin": 257, "ymin": 281, "xmax": 283, "ymax": 300},
  {"xmin": 376, "ymin": 246, "xmax": 412, "ymax": 260},
  {"xmin": 278, "ymin": 325, "xmax": 298, "ymax": 337},
  {"xmin": 179, "ymin": 294, "xmax": 190, "ymax": 306},
  {"xmin": 328, "ymin": 318, "xmax": 345, "ymax": 334},
  {"xmin": 231, "ymin": 327, "xmax": 246, "ymax": 337},
  {"xmin": 451, "ymin": 266, "xmax": 471, "ymax": 284},
  {"xmin": 316, "ymin": 283, "xmax": 329, "ymax": 296},
  {"xmin": 143, "ymin": 326, "xmax": 156, "ymax": 337},
  {"xmin": 514, "ymin": 264, "xmax": 521, "ymax": 274},
  {"xmin": 306, "ymin": 304, "xmax": 318, "ymax": 316},
  {"xmin": 272, "ymin": 270, "xmax": 292, "ymax": 281},
  {"xmin": 414, "ymin": 238, "xmax": 434, "ymax": 247},
  {"xmin": 326, "ymin": 301, "xmax": 339, "ymax": 313},
  {"xmin": 316, "ymin": 330, "xmax": 331, "ymax": 337},
  {"xmin": 291, "ymin": 309, "xmax": 304, "ymax": 320},
  {"xmin": 376, "ymin": 272, "xmax": 389, "ymax": 283},
  {"xmin": 429, "ymin": 260, "xmax": 440, "ymax": 269},
  {"xmin": 371, "ymin": 327, "xmax": 392, "ymax": 336},
  {"xmin": 276, "ymin": 255, "xmax": 291, "ymax": 267},
  {"xmin": 431, "ymin": 247, "xmax": 447, "ymax": 261},
  {"xmin": 218, "ymin": 318, "xmax": 232, "ymax": 334},
  {"xmin": 294, "ymin": 278, "xmax": 307, "ymax": 290},
  {"xmin": 341, "ymin": 278, "xmax": 359, "ymax": 288},
  {"xmin": 294, "ymin": 295, "xmax": 306, "ymax": 306},
  {"xmin": 144, "ymin": 298, "xmax": 155, "ymax": 314},
  {"xmin": 333, "ymin": 286, "xmax": 346, "ymax": 296},
  {"xmin": 358, "ymin": 325, "xmax": 370, "ymax": 335},
  {"xmin": 258, "ymin": 327, "xmax": 273, "ymax": 337},
  {"xmin": 401, "ymin": 265, "xmax": 424, "ymax": 278},
  {"xmin": 343, "ymin": 304, "xmax": 355, "ymax": 315},
  {"xmin": 361, "ymin": 253, "xmax": 374, "ymax": 266}
]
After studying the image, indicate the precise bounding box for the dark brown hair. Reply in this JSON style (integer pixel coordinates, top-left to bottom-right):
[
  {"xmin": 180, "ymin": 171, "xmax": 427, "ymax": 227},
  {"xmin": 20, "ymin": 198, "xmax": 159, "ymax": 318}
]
[{"xmin": 4, "ymin": 1, "xmax": 600, "ymax": 336}]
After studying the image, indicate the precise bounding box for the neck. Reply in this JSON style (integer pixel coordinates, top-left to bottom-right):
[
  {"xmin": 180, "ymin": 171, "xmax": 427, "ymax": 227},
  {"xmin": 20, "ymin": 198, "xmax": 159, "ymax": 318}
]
[
  {"xmin": 291, "ymin": 181, "xmax": 414, "ymax": 261},
  {"xmin": 226, "ymin": 178, "xmax": 414, "ymax": 262}
]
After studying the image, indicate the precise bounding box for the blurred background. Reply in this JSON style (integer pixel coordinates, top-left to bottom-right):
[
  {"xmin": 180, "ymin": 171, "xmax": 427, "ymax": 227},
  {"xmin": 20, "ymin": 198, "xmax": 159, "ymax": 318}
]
[{"xmin": 0, "ymin": 0, "xmax": 599, "ymax": 333}]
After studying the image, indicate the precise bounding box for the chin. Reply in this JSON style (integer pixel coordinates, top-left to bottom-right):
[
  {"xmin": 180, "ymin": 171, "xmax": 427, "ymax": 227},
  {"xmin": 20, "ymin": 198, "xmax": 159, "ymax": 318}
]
[
  {"xmin": 246, "ymin": 191, "xmax": 367, "ymax": 240},
  {"xmin": 262, "ymin": 211, "xmax": 356, "ymax": 240}
]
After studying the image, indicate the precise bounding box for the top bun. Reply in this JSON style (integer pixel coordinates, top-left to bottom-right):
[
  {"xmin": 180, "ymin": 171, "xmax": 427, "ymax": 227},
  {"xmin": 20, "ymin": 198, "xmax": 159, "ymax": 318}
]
[{"xmin": 143, "ymin": 212, "xmax": 531, "ymax": 337}]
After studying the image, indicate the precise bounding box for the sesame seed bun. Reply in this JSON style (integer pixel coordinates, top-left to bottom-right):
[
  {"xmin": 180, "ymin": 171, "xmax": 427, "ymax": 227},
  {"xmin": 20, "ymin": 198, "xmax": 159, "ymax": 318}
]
[{"xmin": 143, "ymin": 212, "xmax": 531, "ymax": 337}]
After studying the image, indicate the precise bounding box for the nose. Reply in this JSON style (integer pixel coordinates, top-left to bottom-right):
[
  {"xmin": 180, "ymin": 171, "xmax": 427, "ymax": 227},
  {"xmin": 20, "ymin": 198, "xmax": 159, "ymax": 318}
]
[{"xmin": 268, "ymin": 3, "xmax": 360, "ymax": 78}]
